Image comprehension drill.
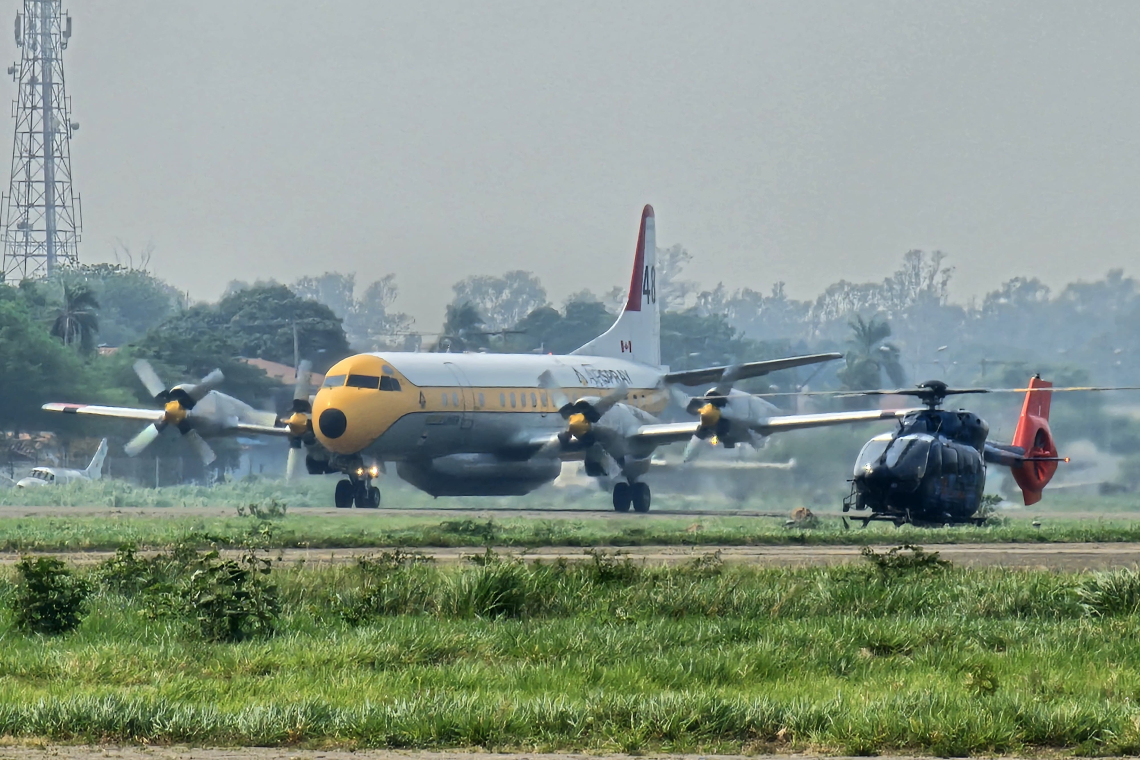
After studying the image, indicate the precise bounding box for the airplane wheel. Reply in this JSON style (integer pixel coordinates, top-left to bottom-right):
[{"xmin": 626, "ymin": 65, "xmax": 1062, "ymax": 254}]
[
  {"xmin": 334, "ymin": 480, "xmax": 354, "ymax": 509},
  {"xmin": 354, "ymin": 482, "xmax": 381, "ymax": 509},
  {"xmin": 631, "ymin": 482, "xmax": 651, "ymax": 513},
  {"xmin": 612, "ymin": 482, "xmax": 632, "ymax": 512}
]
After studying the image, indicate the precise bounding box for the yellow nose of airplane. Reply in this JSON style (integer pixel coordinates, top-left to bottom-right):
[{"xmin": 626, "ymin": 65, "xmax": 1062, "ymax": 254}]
[
  {"xmin": 311, "ymin": 355, "xmax": 404, "ymax": 455},
  {"xmin": 312, "ymin": 387, "xmax": 370, "ymax": 454}
]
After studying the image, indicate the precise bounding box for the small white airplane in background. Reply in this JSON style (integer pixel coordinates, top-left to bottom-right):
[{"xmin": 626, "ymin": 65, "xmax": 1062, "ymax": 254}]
[{"xmin": 16, "ymin": 439, "xmax": 108, "ymax": 488}]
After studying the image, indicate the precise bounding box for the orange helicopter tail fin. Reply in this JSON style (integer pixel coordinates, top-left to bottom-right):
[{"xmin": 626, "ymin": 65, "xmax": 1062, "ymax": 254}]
[{"xmin": 1010, "ymin": 376, "xmax": 1059, "ymax": 506}]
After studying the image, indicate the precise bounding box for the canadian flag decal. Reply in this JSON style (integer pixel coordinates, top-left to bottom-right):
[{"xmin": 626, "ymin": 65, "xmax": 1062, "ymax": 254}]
[{"xmin": 621, "ymin": 340, "xmax": 632, "ymax": 353}]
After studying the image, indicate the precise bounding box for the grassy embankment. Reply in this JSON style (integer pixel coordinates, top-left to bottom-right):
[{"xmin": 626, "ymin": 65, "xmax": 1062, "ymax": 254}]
[{"xmin": 1, "ymin": 547, "xmax": 1140, "ymax": 753}]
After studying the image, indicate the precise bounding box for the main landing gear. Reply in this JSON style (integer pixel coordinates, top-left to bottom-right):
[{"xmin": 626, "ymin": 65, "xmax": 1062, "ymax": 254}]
[
  {"xmin": 335, "ymin": 477, "xmax": 380, "ymax": 509},
  {"xmin": 612, "ymin": 481, "xmax": 651, "ymax": 513}
]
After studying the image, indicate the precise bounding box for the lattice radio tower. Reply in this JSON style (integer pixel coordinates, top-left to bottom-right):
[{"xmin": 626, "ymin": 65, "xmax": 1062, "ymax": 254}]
[{"xmin": 0, "ymin": 0, "xmax": 80, "ymax": 282}]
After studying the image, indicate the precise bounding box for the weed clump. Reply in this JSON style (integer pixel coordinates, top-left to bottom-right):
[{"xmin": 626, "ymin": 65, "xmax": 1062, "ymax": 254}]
[
  {"xmin": 338, "ymin": 549, "xmax": 437, "ymax": 623},
  {"xmin": 236, "ymin": 498, "xmax": 287, "ymax": 521},
  {"xmin": 1078, "ymin": 568, "xmax": 1140, "ymax": 616},
  {"xmin": 11, "ymin": 556, "xmax": 90, "ymax": 635},
  {"xmin": 964, "ymin": 661, "xmax": 1000, "ymax": 696},
  {"xmin": 861, "ymin": 544, "xmax": 950, "ymax": 579},
  {"xmin": 447, "ymin": 555, "xmax": 534, "ymax": 619},
  {"xmin": 584, "ymin": 549, "xmax": 640, "ymax": 584},
  {"xmin": 437, "ymin": 519, "xmax": 499, "ymax": 544}
]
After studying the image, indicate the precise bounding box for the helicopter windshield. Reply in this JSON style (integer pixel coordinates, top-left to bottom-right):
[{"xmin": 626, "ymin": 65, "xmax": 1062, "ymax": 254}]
[
  {"xmin": 854, "ymin": 435, "xmax": 893, "ymax": 476},
  {"xmin": 884, "ymin": 434, "xmax": 932, "ymax": 480}
]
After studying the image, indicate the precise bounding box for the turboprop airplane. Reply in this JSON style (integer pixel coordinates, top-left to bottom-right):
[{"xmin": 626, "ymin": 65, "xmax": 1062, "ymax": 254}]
[
  {"xmin": 259, "ymin": 205, "xmax": 916, "ymax": 510},
  {"xmin": 45, "ymin": 206, "xmax": 913, "ymax": 511},
  {"xmin": 16, "ymin": 439, "xmax": 108, "ymax": 488}
]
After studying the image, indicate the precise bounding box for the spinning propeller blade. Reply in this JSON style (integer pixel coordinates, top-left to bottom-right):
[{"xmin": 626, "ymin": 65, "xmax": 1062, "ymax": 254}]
[
  {"xmin": 283, "ymin": 360, "xmax": 315, "ymax": 480},
  {"xmin": 133, "ymin": 360, "xmax": 166, "ymax": 399},
  {"xmin": 184, "ymin": 429, "xmax": 217, "ymax": 466},
  {"xmin": 124, "ymin": 423, "xmax": 163, "ymax": 458}
]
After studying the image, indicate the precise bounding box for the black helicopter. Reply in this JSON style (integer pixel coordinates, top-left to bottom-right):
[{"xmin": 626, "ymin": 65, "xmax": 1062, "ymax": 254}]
[{"xmin": 842, "ymin": 377, "xmax": 1065, "ymax": 526}]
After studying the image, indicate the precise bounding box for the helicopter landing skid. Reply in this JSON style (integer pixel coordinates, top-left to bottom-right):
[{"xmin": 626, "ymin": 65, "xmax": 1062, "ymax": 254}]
[{"xmin": 843, "ymin": 509, "xmax": 988, "ymax": 529}]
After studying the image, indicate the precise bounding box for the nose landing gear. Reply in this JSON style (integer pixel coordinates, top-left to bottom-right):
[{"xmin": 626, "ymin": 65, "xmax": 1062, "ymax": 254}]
[
  {"xmin": 334, "ymin": 468, "xmax": 381, "ymax": 509},
  {"xmin": 612, "ymin": 481, "xmax": 651, "ymax": 513}
]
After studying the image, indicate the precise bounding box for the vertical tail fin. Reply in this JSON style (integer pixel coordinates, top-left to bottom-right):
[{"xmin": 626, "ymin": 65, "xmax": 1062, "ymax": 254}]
[
  {"xmin": 1010, "ymin": 376, "xmax": 1058, "ymax": 505},
  {"xmin": 85, "ymin": 438, "xmax": 108, "ymax": 481},
  {"xmin": 571, "ymin": 205, "xmax": 661, "ymax": 367}
]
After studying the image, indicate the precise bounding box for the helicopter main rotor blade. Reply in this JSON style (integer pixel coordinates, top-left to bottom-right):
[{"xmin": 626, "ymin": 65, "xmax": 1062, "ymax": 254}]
[{"xmin": 997, "ymin": 385, "xmax": 1140, "ymax": 394}]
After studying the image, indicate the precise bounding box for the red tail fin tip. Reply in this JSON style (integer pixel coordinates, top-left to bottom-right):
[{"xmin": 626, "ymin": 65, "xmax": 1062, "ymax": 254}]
[
  {"xmin": 624, "ymin": 204, "xmax": 654, "ymax": 313},
  {"xmin": 1010, "ymin": 376, "xmax": 1058, "ymax": 506}
]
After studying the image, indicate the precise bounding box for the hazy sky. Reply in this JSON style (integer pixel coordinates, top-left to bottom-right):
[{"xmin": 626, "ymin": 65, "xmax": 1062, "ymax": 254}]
[{"xmin": 46, "ymin": 1, "xmax": 1140, "ymax": 329}]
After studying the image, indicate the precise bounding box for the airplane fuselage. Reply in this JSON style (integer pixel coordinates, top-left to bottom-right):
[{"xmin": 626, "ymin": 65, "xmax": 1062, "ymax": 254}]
[
  {"xmin": 16, "ymin": 467, "xmax": 91, "ymax": 488},
  {"xmin": 311, "ymin": 352, "xmax": 668, "ymax": 495}
]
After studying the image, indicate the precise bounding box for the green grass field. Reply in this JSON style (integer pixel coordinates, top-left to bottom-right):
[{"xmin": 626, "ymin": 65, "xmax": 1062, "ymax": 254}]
[
  {"xmin": 2, "ymin": 479, "xmax": 1140, "ymax": 552},
  {"xmin": 1, "ymin": 548, "xmax": 1140, "ymax": 753},
  {"xmin": 6, "ymin": 510, "xmax": 1140, "ymax": 552}
]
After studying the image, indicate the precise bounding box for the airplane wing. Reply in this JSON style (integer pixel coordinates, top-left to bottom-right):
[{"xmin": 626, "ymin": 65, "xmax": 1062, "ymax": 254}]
[
  {"xmin": 43, "ymin": 403, "xmax": 293, "ymax": 437},
  {"xmin": 42, "ymin": 402, "xmax": 165, "ymax": 422},
  {"xmin": 663, "ymin": 353, "xmax": 842, "ymax": 387}
]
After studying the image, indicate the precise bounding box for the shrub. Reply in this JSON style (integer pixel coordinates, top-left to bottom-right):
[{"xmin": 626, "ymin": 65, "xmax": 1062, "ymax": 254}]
[
  {"xmin": 181, "ymin": 547, "xmax": 279, "ymax": 642},
  {"xmin": 11, "ymin": 556, "xmax": 90, "ymax": 635},
  {"xmin": 96, "ymin": 544, "xmax": 153, "ymax": 594}
]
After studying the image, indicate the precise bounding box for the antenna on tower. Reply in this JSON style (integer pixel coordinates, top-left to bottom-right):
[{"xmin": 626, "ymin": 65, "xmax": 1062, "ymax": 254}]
[{"xmin": 0, "ymin": 0, "xmax": 81, "ymax": 283}]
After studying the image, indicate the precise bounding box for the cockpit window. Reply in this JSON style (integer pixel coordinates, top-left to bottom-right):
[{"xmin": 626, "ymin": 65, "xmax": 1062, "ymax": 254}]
[
  {"xmin": 346, "ymin": 375, "xmax": 380, "ymax": 389},
  {"xmin": 854, "ymin": 437, "xmax": 892, "ymax": 475},
  {"xmin": 322, "ymin": 375, "xmax": 346, "ymax": 388},
  {"xmin": 379, "ymin": 376, "xmax": 401, "ymax": 392},
  {"xmin": 32, "ymin": 469, "xmax": 49, "ymax": 481},
  {"xmin": 884, "ymin": 434, "xmax": 932, "ymax": 480}
]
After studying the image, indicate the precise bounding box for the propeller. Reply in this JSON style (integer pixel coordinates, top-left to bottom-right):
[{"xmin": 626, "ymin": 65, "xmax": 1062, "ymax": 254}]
[
  {"xmin": 283, "ymin": 361, "xmax": 314, "ymax": 480},
  {"xmin": 538, "ymin": 370, "xmax": 628, "ymax": 448},
  {"xmin": 682, "ymin": 364, "xmax": 743, "ymax": 461},
  {"xmin": 124, "ymin": 360, "xmax": 225, "ymax": 465}
]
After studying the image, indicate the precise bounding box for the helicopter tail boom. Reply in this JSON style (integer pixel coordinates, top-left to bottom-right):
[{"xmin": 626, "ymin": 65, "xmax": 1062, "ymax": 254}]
[{"xmin": 1010, "ymin": 376, "xmax": 1059, "ymax": 505}]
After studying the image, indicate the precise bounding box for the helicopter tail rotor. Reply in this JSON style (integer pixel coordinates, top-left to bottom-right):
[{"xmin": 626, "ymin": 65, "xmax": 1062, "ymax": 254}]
[{"xmin": 1010, "ymin": 376, "xmax": 1059, "ymax": 505}]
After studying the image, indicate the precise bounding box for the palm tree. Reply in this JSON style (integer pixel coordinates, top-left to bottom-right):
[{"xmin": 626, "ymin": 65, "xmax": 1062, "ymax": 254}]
[
  {"xmin": 838, "ymin": 315, "xmax": 905, "ymax": 391},
  {"xmin": 51, "ymin": 282, "xmax": 100, "ymax": 352}
]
